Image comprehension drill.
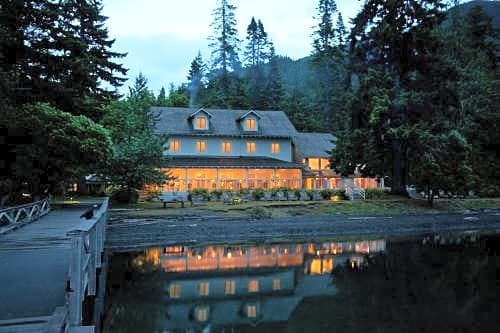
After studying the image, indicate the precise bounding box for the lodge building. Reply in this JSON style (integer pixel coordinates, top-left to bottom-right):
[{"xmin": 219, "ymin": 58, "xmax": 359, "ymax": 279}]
[{"xmin": 153, "ymin": 107, "xmax": 379, "ymax": 192}]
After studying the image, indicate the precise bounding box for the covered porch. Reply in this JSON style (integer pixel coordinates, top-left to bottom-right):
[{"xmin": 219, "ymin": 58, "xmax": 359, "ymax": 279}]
[{"xmin": 159, "ymin": 156, "xmax": 304, "ymax": 191}]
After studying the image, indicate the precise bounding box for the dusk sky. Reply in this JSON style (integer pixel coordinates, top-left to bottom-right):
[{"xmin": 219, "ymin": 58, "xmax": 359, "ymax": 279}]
[{"xmin": 102, "ymin": 0, "xmax": 364, "ymax": 94}]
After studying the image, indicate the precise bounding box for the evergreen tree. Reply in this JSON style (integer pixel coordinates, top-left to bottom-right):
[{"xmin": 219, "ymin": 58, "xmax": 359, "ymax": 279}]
[
  {"xmin": 208, "ymin": 0, "xmax": 240, "ymax": 77},
  {"xmin": 335, "ymin": 12, "xmax": 347, "ymax": 50},
  {"xmin": 187, "ymin": 51, "xmax": 206, "ymax": 107},
  {"xmin": 156, "ymin": 87, "xmax": 169, "ymax": 107},
  {"xmin": 265, "ymin": 45, "xmax": 284, "ymax": 110},
  {"xmin": 312, "ymin": 0, "xmax": 337, "ymax": 54},
  {"xmin": 342, "ymin": 0, "xmax": 449, "ymax": 195}
]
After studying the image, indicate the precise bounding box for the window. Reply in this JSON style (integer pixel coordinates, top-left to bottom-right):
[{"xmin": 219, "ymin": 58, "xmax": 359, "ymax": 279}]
[
  {"xmin": 196, "ymin": 116, "xmax": 207, "ymax": 129},
  {"xmin": 246, "ymin": 118, "xmax": 256, "ymax": 130},
  {"xmin": 248, "ymin": 279, "xmax": 259, "ymax": 293},
  {"xmin": 170, "ymin": 140, "xmax": 180, "ymax": 153},
  {"xmin": 221, "ymin": 141, "xmax": 231, "ymax": 153},
  {"xmin": 196, "ymin": 141, "xmax": 206, "ymax": 153},
  {"xmin": 196, "ymin": 307, "xmax": 209, "ymax": 322},
  {"xmin": 247, "ymin": 142, "xmax": 256, "ymax": 153},
  {"xmin": 271, "ymin": 143, "xmax": 280, "ymax": 154},
  {"xmin": 169, "ymin": 283, "xmax": 181, "ymax": 298},
  {"xmin": 272, "ymin": 279, "xmax": 281, "ymax": 290},
  {"xmin": 198, "ymin": 282, "xmax": 210, "ymax": 296},
  {"xmin": 225, "ymin": 280, "xmax": 236, "ymax": 295},
  {"xmin": 246, "ymin": 304, "xmax": 257, "ymax": 318},
  {"xmin": 308, "ymin": 158, "xmax": 320, "ymax": 170}
]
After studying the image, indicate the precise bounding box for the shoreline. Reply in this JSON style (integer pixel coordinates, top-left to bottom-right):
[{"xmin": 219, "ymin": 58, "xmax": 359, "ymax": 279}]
[{"xmin": 105, "ymin": 209, "xmax": 500, "ymax": 252}]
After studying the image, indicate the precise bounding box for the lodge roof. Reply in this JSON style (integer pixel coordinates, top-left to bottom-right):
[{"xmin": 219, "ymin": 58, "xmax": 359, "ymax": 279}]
[
  {"xmin": 166, "ymin": 156, "xmax": 304, "ymax": 169},
  {"xmin": 152, "ymin": 107, "xmax": 298, "ymax": 138},
  {"xmin": 293, "ymin": 133, "xmax": 336, "ymax": 158}
]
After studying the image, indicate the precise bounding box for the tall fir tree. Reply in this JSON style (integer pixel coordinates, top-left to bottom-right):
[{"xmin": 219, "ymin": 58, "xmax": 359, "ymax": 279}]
[
  {"xmin": 208, "ymin": 0, "xmax": 240, "ymax": 77},
  {"xmin": 187, "ymin": 51, "xmax": 206, "ymax": 107}
]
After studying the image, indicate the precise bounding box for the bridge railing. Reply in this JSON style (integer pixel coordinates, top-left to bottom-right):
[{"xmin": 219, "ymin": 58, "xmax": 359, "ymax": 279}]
[
  {"xmin": 0, "ymin": 198, "xmax": 50, "ymax": 227},
  {"xmin": 67, "ymin": 198, "xmax": 108, "ymax": 328}
]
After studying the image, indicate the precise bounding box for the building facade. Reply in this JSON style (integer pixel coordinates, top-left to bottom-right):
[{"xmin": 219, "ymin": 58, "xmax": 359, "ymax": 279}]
[{"xmin": 153, "ymin": 107, "xmax": 379, "ymax": 192}]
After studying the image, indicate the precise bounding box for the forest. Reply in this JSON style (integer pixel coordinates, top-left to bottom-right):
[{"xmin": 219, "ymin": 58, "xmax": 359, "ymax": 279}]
[{"xmin": 0, "ymin": 0, "xmax": 499, "ymax": 205}]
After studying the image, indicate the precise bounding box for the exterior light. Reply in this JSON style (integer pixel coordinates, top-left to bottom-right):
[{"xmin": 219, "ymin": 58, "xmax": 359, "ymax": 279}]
[
  {"xmin": 197, "ymin": 255, "xmax": 201, "ymax": 260},
  {"xmin": 227, "ymin": 252, "xmax": 232, "ymax": 259}
]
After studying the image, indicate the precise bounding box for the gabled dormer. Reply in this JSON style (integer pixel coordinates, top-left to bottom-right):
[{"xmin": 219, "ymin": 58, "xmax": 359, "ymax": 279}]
[
  {"xmin": 237, "ymin": 110, "xmax": 261, "ymax": 132},
  {"xmin": 188, "ymin": 109, "xmax": 212, "ymax": 130}
]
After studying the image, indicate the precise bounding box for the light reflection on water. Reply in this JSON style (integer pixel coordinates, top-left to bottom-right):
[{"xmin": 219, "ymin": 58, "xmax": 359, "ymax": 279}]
[{"xmin": 104, "ymin": 234, "xmax": 499, "ymax": 333}]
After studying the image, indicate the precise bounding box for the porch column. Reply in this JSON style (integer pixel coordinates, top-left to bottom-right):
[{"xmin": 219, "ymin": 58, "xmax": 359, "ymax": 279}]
[
  {"xmin": 245, "ymin": 168, "xmax": 249, "ymax": 189},
  {"xmin": 216, "ymin": 168, "xmax": 220, "ymax": 190},
  {"xmin": 273, "ymin": 168, "xmax": 277, "ymax": 188},
  {"xmin": 184, "ymin": 168, "xmax": 188, "ymax": 191}
]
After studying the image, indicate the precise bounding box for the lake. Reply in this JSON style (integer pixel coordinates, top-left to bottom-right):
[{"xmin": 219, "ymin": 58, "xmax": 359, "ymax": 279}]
[{"xmin": 103, "ymin": 233, "xmax": 499, "ymax": 332}]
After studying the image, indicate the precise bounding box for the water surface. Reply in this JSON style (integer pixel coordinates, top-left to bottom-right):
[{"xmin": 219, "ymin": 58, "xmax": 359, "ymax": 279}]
[{"xmin": 104, "ymin": 234, "xmax": 499, "ymax": 332}]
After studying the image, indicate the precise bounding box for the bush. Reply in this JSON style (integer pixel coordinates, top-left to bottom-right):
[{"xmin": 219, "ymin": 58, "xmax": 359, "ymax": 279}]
[
  {"xmin": 248, "ymin": 206, "xmax": 272, "ymax": 219},
  {"xmin": 365, "ymin": 188, "xmax": 390, "ymax": 200},
  {"xmin": 210, "ymin": 189, "xmax": 223, "ymax": 199},
  {"xmin": 189, "ymin": 188, "xmax": 210, "ymax": 200},
  {"xmin": 320, "ymin": 189, "xmax": 334, "ymax": 199},
  {"xmin": 239, "ymin": 188, "xmax": 250, "ymax": 195},
  {"xmin": 332, "ymin": 189, "xmax": 347, "ymax": 200},
  {"xmin": 143, "ymin": 188, "xmax": 161, "ymax": 201},
  {"xmin": 110, "ymin": 188, "xmax": 139, "ymax": 204},
  {"xmin": 306, "ymin": 190, "xmax": 314, "ymax": 200},
  {"xmin": 252, "ymin": 188, "xmax": 265, "ymax": 200}
]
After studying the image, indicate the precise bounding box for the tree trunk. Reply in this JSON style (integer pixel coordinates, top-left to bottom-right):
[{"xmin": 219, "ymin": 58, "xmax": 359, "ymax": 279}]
[{"xmin": 391, "ymin": 139, "xmax": 407, "ymax": 195}]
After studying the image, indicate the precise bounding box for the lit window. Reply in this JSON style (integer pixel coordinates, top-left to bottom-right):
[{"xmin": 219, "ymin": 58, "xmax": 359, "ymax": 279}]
[
  {"xmin": 198, "ymin": 282, "xmax": 210, "ymax": 296},
  {"xmin": 271, "ymin": 143, "xmax": 280, "ymax": 154},
  {"xmin": 221, "ymin": 141, "xmax": 231, "ymax": 153},
  {"xmin": 248, "ymin": 280, "xmax": 259, "ymax": 293},
  {"xmin": 246, "ymin": 118, "xmax": 256, "ymax": 130},
  {"xmin": 196, "ymin": 307, "xmax": 208, "ymax": 322},
  {"xmin": 247, "ymin": 142, "xmax": 256, "ymax": 153},
  {"xmin": 196, "ymin": 116, "xmax": 207, "ymax": 129},
  {"xmin": 196, "ymin": 141, "xmax": 206, "ymax": 153},
  {"xmin": 272, "ymin": 279, "xmax": 281, "ymax": 290},
  {"xmin": 246, "ymin": 305, "xmax": 257, "ymax": 318},
  {"xmin": 224, "ymin": 280, "xmax": 236, "ymax": 295},
  {"xmin": 170, "ymin": 140, "xmax": 180, "ymax": 153},
  {"xmin": 320, "ymin": 158, "xmax": 330, "ymax": 169},
  {"xmin": 308, "ymin": 158, "xmax": 320, "ymax": 170},
  {"xmin": 169, "ymin": 283, "xmax": 181, "ymax": 298}
]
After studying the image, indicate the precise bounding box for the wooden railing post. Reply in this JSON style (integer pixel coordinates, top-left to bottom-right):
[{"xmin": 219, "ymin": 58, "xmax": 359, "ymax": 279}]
[{"xmin": 66, "ymin": 198, "xmax": 108, "ymax": 329}]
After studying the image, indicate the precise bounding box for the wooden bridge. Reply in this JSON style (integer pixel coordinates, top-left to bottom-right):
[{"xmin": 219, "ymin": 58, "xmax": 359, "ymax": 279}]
[{"xmin": 0, "ymin": 198, "xmax": 109, "ymax": 333}]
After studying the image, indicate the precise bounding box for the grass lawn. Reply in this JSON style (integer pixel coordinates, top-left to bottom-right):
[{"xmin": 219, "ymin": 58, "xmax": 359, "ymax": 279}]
[{"xmin": 106, "ymin": 196, "xmax": 500, "ymax": 219}]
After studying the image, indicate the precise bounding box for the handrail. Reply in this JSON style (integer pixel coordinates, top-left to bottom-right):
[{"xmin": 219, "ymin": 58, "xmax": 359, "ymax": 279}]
[
  {"xmin": 0, "ymin": 198, "xmax": 50, "ymax": 226},
  {"xmin": 66, "ymin": 198, "xmax": 108, "ymax": 328}
]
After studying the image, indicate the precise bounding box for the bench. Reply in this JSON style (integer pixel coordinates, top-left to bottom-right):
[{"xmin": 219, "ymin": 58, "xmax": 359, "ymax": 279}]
[{"xmin": 159, "ymin": 191, "xmax": 188, "ymax": 208}]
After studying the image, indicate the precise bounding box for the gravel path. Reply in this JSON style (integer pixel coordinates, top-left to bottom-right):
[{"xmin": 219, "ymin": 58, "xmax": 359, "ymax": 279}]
[{"xmin": 105, "ymin": 210, "xmax": 500, "ymax": 252}]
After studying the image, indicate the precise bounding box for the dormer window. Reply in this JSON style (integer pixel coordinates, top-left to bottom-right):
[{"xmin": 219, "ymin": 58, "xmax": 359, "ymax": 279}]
[
  {"xmin": 195, "ymin": 116, "xmax": 207, "ymax": 129},
  {"xmin": 189, "ymin": 109, "xmax": 212, "ymax": 130},
  {"xmin": 246, "ymin": 118, "xmax": 256, "ymax": 130},
  {"xmin": 238, "ymin": 110, "xmax": 261, "ymax": 132}
]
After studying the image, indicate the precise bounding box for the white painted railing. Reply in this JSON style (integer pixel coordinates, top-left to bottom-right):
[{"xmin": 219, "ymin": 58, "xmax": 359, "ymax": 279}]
[
  {"xmin": 0, "ymin": 198, "xmax": 50, "ymax": 226},
  {"xmin": 66, "ymin": 198, "xmax": 108, "ymax": 330}
]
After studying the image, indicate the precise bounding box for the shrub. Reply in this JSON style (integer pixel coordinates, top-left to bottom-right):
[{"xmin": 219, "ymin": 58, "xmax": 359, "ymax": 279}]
[
  {"xmin": 320, "ymin": 189, "xmax": 334, "ymax": 199},
  {"xmin": 248, "ymin": 206, "xmax": 272, "ymax": 219},
  {"xmin": 332, "ymin": 189, "xmax": 347, "ymax": 200},
  {"xmin": 306, "ymin": 190, "xmax": 314, "ymax": 200},
  {"xmin": 143, "ymin": 188, "xmax": 161, "ymax": 201},
  {"xmin": 111, "ymin": 188, "xmax": 139, "ymax": 204},
  {"xmin": 189, "ymin": 188, "xmax": 210, "ymax": 200},
  {"xmin": 365, "ymin": 188, "xmax": 390, "ymax": 200},
  {"xmin": 239, "ymin": 188, "xmax": 250, "ymax": 195},
  {"xmin": 210, "ymin": 189, "xmax": 223, "ymax": 199},
  {"xmin": 252, "ymin": 188, "xmax": 265, "ymax": 200}
]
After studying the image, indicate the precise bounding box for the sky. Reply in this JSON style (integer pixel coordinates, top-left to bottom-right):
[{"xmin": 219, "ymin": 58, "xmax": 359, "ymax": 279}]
[{"xmin": 102, "ymin": 0, "xmax": 364, "ymax": 95}]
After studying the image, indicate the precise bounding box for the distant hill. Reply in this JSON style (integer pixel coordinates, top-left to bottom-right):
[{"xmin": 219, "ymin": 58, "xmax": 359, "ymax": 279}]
[{"xmin": 455, "ymin": 0, "xmax": 500, "ymax": 28}]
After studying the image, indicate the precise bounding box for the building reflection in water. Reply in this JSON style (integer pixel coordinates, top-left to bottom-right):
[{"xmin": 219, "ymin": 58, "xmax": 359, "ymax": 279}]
[{"xmin": 130, "ymin": 239, "xmax": 386, "ymax": 331}]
